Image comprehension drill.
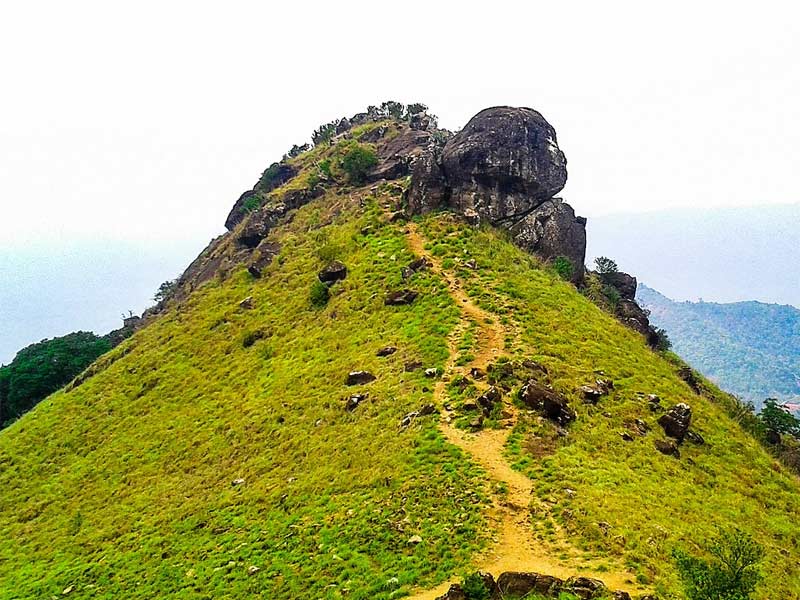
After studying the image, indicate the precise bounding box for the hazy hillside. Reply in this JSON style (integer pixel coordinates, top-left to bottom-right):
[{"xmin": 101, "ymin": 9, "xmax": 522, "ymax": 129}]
[
  {"xmin": 586, "ymin": 204, "xmax": 800, "ymax": 309},
  {"xmin": 638, "ymin": 285, "xmax": 800, "ymax": 408},
  {"xmin": 2, "ymin": 107, "xmax": 799, "ymax": 600}
]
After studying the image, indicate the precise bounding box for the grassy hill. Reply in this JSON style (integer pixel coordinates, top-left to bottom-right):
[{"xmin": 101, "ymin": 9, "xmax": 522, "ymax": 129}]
[
  {"xmin": 2, "ymin": 119, "xmax": 800, "ymax": 600},
  {"xmin": 638, "ymin": 284, "xmax": 800, "ymax": 408}
]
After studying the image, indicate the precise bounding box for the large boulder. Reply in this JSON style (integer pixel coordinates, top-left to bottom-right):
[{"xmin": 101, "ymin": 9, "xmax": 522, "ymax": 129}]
[
  {"xmin": 519, "ymin": 380, "xmax": 576, "ymax": 425},
  {"xmin": 508, "ymin": 199, "xmax": 587, "ymax": 282},
  {"xmin": 225, "ymin": 163, "xmax": 297, "ymax": 231},
  {"xmin": 407, "ymin": 106, "xmax": 586, "ymax": 280},
  {"xmin": 496, "ymin": 572, "xmax": 563, "ymax": 596},
  {"xmin": 600, "ymin": 271, "xmax": 638, "ymax": 301},
  {"xmin": 442, "ymin": 106, "xmax": 567, "ymax": 219}
]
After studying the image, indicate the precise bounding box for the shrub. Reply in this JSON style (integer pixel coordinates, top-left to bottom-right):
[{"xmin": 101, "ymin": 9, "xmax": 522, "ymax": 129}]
[
  {"xmin": 651, "ymin": 327, "xmax": 673, "ymax": 352},
  {"xmin": 312, "ymin": 121, "xmax": 337, "ymax": 146},
  {"xmin": 309, "ymin": 280, "xmax": 330, "ymax": 308},
  {"xmin": 154, "ymin": 280, "xmax": 178, "ymax": 304},
  {"xmin": 553, "ymin": 256, "xmax": 574, "ymax": 280},
  {"xmin": 257, "ymin": 162, "xmax": 282, "ymax": 189},
  {"xmin": 340, "ymin": 142, "xmax": 378, "ymax": 184},
  {"xmin": 594, "ymin": 256, "xmax": 619, "ymax": 274},
  {"xmin": 602, "ymin": 284, "xmax": 622, "ymax": 309},
  {"xmin": 285, "ymin": 143, "xmax": 310, "ymax": 159},
  {"xmin": 760, "ymin": 398, "xmax": 800, "ymax": 439},
  {"xmin": 242, "ymin": 195, "xmax": 261, "ymax": 213},
  {"xmin": 318, "ymin": 159, "xmax": 332, "ymax": 179},
  {"xmin": 673, "ymin": 528, "xmax": 763, "ymax": 600},
  {"xmin": 460, "ymin": 572, "xmax": 491, "ymax": 600}
]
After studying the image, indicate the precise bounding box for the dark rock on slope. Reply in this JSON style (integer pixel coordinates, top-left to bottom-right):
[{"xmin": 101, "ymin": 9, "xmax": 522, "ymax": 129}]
[{"xmin": 408, "ymin": 106, "xmax": 586, "ymax": 281}]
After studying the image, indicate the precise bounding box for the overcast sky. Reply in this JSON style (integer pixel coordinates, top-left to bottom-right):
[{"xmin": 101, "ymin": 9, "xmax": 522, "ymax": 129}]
[{"xmin": 1, "ymin": 1, "xmax": 799, "ymax": 361}]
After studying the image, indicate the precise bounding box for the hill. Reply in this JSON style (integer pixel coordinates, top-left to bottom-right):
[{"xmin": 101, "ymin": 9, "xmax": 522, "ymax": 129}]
[
  {"xmin": 1, "ymin": 104, "xmax": 799, "ymax": 600},
  {"xmin": 586, "ymin": 204, "xmax": 800, "ymax": 309},
  {"xmin": 637, "ymin": 285, "xmax": 800, "ymax": 409}
]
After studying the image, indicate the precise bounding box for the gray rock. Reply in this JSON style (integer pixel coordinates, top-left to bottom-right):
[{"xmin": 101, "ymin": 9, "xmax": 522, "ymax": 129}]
[
  {"xmin": 658, "ymin": 403, "xmax": 692, "ymax": 441},
  {"xmin": 385, "ymin": 289, "xmax": 418, "ymax": 305},
  {"xmin": 318, "ymin": 261, "xmax": 348, "ymax": 284},
  {"xmin": 345, "ymin": 371, "xmax": 376, "ymax": 386},
  {"xmin": 655, "ymin": 438, "xmax": 681, "ymax": 458},
  {"xmin": 519, "ymin": 379, "xmax": 576, "ymax": 425},
  {"xmin": 497, "ymin": 571, "xmax": 563, "ymax": 596},
  {"xmin": 376, "ymin": 346, "xmax": 397, "ymax": 357},
  {"xmin": 600, "ymin": 271, "xmax": 637, "ymax": 301}
]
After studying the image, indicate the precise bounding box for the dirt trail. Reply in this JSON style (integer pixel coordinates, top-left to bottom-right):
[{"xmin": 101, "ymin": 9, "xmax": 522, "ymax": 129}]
[{"xmin": 404, "ymin": 223, "xmax": 637, "ymax": 599}]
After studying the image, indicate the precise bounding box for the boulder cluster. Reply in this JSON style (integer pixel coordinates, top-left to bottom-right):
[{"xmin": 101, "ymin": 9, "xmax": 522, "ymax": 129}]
[
  {"xmin": 407, "ymin": 106, "xmax": 587, "ymax": 281},
  {"xmin": 436, "ymin": 570, "xmax": 638, "ymax": 600}
]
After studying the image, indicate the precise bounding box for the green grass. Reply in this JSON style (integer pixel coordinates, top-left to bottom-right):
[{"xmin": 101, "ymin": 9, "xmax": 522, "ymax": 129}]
[
  {"xmin": 419, "ymin": 215, "xmax": 800, "ymax": 599},
  {"xmin": 0, "ymin": 197, "xmax": 490, "ymax": 599},
  {"xmin": 2, "ymin": 193, "xmax": 800, "ymax": 599}
]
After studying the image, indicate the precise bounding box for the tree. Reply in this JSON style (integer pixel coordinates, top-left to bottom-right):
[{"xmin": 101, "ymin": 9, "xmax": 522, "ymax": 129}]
[
  {"xmin": 760, "ymin": 398, "xmax": 800, "ymax": 439},
  {"xmin": 594, "ymin": 256, "xmax": 619, "ymax": 274},
  {"xmin": 0, "ymin": 332, "xmax": 112, "ymax": 426},
  {"xmin": 674, "ymin": 528, "xmax": 764, "ymax": 600},
  {"xmin": 340, "ymin": 142, "xmax": 378, "ymax": 184},
  {"xmin": 652, "ymin": 327, "xmax": 673, "ymax": 351},
  {"xmin": 154, "ymin": 280, "xmax": 177, "ymax": 303},
  {"xmin": 312, "ymin": 121, "xmax": 337, "ymax": 146},
  {"xmin": 285, "ymin": 143, "xmax": 311, "ymax": 159}
]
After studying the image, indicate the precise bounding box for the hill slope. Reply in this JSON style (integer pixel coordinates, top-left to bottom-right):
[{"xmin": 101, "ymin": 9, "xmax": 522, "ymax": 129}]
[
  {"xmin": 638, "ymin": 284, "xmax": 800, "ymax": 408},
  {"xmin": 2, "ymin": 107, "xmax": 800, "ymax": 600}
]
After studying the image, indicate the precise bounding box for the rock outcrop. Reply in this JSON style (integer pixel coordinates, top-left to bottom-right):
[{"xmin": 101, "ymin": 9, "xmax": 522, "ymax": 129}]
[{"xmin": 408, "ymin": 106, "xmax": 586, "ymax": 281}]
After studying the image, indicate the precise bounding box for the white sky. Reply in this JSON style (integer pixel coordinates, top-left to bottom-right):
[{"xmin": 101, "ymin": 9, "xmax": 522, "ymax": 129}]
[{"xmin": 1, "ymin": 0, "xmax": 798, "ymax": 248}]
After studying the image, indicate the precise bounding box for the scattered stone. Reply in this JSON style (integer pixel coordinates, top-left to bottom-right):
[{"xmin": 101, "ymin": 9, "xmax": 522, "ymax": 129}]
[
  {"xmin": 376, "ymin": 345, "xmax": 397, "ymax": 357},
  {"xmin": 564, "ymin": 576, "xmax": 607, "ymax": 599},
  {"xmin": 655, "ymin": 439, "xmax": 681, "ymax": 458},
  {"xmin": 678, "ymin": 366, "xmax": 702, "ymax": 393},
  {"xmin": 247, "ymin": 565, "xmax": 260, "ymax": 576},
  {"xmin": 519, "ymin": 380, "xmax": 576, "ymax": 425},
  {"xmin": 477, "ymin": 386, "xmax": 502, "ymax": 415},
  {"xmin": 424, "ymin": 368, "xmax": 439, "ymax": 378},
  {"xmin": 685, "ymin": 429, "xmax": 705, "ymax": 445},
  {"xmin": 62, "ymin": 586, "xmax": 74, "ymax": 596},
  {"xmin": 464, "ymin": 259, "xmax": 478, "ymax": 270},
  {"xmin": 239, "ymin": 296, "xmax": 254, "ymax": 309},
  {"xmin": 419, "ymin": 404, "xmax": 437, "ymax": 416},
  {"xmin": 521, "ymin": 359, "xmax": 548, "ymax": 375},
  {"xmin": 435, "ymin": 584, "xmax": 467, "ymax": 600},
  {"xmin": 470, "ymin": 367, "xmax": 486, "ymax": 379},
  {"xmin": 407, "ymin": 534, "xmax": 423, "ymax": 544},
  {"xmin": 620, "ymin": 431, "xmax": 634, "ymax": 442},
  {"xmin": 658, "ymin": 403, "xmax": 692, "ymax": 441},
  {"xmin": 318, "ymin": 260, "xmax": 348, "ymax": 284},
  {"xmin": 462, "ymin": 399, "xmax": 479, "ymax": 411},
  {"xmin": 469, "ymin": 415, "xmax": 484, "ymax": 429},
  {"xmin": 404, "ymin": 360, "xmax": 423, "ymax": 372},
  {"xmin": 345, "ymin": 371, "xmax": 377, "ymax": 386},
  {"xmin": 385, "ymin": 289, "xmax": 418, "ymax": 305},
  {"xmin": 401, "ymin": 404, "xmax": 437, "ymax": 428},
  {"xmin": 612, "ymin": 591, "xmax": 632, "ymax": 600},
  {"xmin": 345, "ymin": 393, "xmax": 367, "ymax": 412},
  {"xmin": 231, "ymin": 478, "xmax": 245, "ymax": 486},
  {"xmin": 497, "ymin": 572, "xmax": 563, "ymax": 596},
  {"xmin": 564, "ymin": 488, "xmax": 577, "ymax": 498},
  {"xmin": 580, "ymin": 385, "xmax": 605, "ymax": 404}
]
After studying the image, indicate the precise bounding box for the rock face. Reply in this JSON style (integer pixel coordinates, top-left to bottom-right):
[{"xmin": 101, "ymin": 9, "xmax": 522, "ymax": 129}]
[
  {"xmin": 658, "ymin": 403, "xmax": 692, "ymax": 441},
  {"xmin": 408, "ymin": 106, "xmax": 586, "ymax": 281},
  {"xmin": 600, "ymin": 271, "xmax": 637, "ymax": 301}
]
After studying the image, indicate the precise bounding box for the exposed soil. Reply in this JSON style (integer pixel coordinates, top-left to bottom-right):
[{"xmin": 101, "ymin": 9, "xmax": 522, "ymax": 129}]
[{"xmin": 404, "ymin": 223, "xmax": 639, "ymax": 599}]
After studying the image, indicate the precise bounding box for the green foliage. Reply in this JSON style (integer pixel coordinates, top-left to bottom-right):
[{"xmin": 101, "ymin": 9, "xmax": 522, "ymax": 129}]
[
  {"xmin": 637, "ymin": 284, "xmax": 800, "ymax": 407},
  {"xmin": 257, "ymin": 162, "xmax": 283, "ymax": 190},
  {"xmin": 461, "ymin": 572, "xmax": 491, "ymax": 600},
  {"xmin": 0, "ymin": 200, "xmax": 488, "ymax": 599},
  {"xmin": 153, "ymin": 279, "xmax": 177, "ymax": 303},
  {"xmin": 312, "ymin": 121, "xmax": 337, "ymax": 146},
  {"xmin": 341, "ymin": 142, "xmax": 378, "ymax": 184},
  {"xmin": 602, "ymin": 284, "xmax": 622, "ymax": 309},
  {"xmin": 309, "ymin": 280, "xmax": 330, "ymax": 308},
  {"xmin": 651, "ymin": 327, "xmax": 672, "ymax": 352},
  {"xmin": 285, "ymin": 143, "xmax": 310, "ymax": 159},
  {"xmin": 242, "ymin": 194, "xmax": 261, "ymax": 213},
  {"xmin": 673, "ymin": 528, "xmax": 764, "ymax": 600},
  {"xmin": 318, "ymin": 158, "xmax": 332, "ymax": 178},
  {"xmin": 759, "ymin": 398, "xmax": 800, "ymax": 439},
  {"xmin": 552, "ymin": 256, "xmax": 574, "ymax": 280},
  {"xmin": 594, "ymin": 256, "xmax": 619, "ymax": 275},
  {"xmin": 0, "ymin": 332, "xmax": 111, "ymax": 426}
]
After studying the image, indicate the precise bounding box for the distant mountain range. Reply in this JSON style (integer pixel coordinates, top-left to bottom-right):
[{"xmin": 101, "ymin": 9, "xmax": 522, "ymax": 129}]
[
  {"xmin": 586, "ymin": 203, "xmax": 800, "ymax": 309},
  {"xmin": 638, "ymin": 284, "xmax": 800, "ymax": 408}
]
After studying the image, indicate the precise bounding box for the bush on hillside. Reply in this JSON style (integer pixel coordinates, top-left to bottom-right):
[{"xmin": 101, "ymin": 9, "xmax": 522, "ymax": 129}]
[
  {"xmin": 760, "ymin": 398, "xmax": 800, "ymax": 440},
  {"xmin": 652, "ymin": 326, "xmax": 672, "ymax": 352},
  {"xmin": 0, "ymin": 332, "xmax": 112, "ymax": 426},
  {"xmin": 594, "ymin": 256, "xmax": 619, "ymax": 274},
  {"xmin": 309, "ymin": 280, "xmax": 330, "ymax": 308},
  {"xmin": 673, "ymin": 528, "xmax": 763, "ymax": 600},
  {"xmin": 340, "ymin": 142, "xmax": 378, "ymax": 184},
  {"xmin": 154, "ymin": 279, "xmax": 178, "ymax": 304},
  {"xmin": 553, "ymin": 256, "xmax": 574, "ymax": 281}
]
